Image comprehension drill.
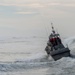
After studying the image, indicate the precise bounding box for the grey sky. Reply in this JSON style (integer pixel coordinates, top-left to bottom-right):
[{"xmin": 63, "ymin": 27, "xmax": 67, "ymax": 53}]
[{"xmin": 0, "ymin": 0, "xmax": 75, "ymax": 37}]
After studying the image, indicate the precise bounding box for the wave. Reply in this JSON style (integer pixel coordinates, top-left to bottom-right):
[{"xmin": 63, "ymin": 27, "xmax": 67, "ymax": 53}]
[
  {"xmin": 0, "ymin": 56, "xmax": 74, "ymax": 73},
  {"xmin": 0, "ymin": 36, "xmax": 75, "ymax": 73},
  {"xmin": 0, "ymin": 54, "xmax": 52, "ymax": 72},
  {"xmin": 63, "ymin": 36, "xmax": 75, "ymax": 46}
]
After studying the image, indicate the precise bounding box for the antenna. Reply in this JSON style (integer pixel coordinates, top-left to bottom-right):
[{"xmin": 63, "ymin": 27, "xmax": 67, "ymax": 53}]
[
  {"xmin": 51, "ymin": 22, "xmax": 55, "ymax": 34},
  {"xmin": 51, "ymin": 22, "xmax": 54, "ymax": 30}
]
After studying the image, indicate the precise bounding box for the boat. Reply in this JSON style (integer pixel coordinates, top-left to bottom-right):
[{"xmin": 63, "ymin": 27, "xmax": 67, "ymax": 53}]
[{"xmin": 45, "ymin": 23, "xmax": 70, "ymax": 61}]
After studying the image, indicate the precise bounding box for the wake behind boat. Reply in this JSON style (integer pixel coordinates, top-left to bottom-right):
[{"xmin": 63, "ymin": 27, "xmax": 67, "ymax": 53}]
[{"xmin": 45, "ymin": 23, "xmax": 71, "ymax": 61}]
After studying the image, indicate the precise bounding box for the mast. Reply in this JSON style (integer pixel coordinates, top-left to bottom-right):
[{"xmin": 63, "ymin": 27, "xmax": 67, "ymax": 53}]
[{"xmin": 51, "ymin": 23, "xmax": 55, "ymax": 34}]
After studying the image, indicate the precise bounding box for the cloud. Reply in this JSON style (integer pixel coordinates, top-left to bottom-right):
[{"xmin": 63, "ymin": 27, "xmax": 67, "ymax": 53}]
[
  {"xmin": 0, "ymin": 2, "xmax": 75, "ymax": 10},
  {"xmin": 47, "ymin": 2, "xmax": 75, "ymax": 7},
  {"xmin": 15, "ymin": 11, "xmax": 38, "ymax": 15},
  {"xmin": 0, "ymin": 2, "xmax": 45, "ymax": 8},
  {"xmin": 63, "ymin": 3, "xmax": 75, "ymax": 7},
  {"xmin": 0, "ymin": 0, "xmax": 75, "ymax": 17},
  {"xmin": 0, "ymin": 0, "xmax": 75, "ymax": 8}
]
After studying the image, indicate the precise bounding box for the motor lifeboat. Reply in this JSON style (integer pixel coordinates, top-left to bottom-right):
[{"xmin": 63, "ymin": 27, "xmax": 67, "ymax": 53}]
[{"xmin": 45, "ymin": 24, "xmax": 70, "ymax": 61}]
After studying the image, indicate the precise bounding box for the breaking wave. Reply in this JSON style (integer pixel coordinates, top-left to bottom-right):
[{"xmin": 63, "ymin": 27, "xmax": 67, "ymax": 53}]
[
  {"xmin": 0, "ymin": 54, "xmax": 52, "ymax": 72},
  {"xmin": 0, "ymin": 36, "xmax": 75, "ymax": 74}
]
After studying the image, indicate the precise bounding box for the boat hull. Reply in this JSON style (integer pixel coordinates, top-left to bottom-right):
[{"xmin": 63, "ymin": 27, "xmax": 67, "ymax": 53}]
[{"xmin": 50, "ymin": 48, "xmax": 70, "ymax": 61}]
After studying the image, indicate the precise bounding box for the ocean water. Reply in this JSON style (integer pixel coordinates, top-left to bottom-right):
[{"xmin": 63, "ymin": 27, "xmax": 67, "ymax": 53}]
[{"xmin": 0, "ymin": 36, "xmax": 75, "ymax": 75}]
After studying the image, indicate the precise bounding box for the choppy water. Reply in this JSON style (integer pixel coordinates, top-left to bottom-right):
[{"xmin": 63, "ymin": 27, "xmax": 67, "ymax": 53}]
[{"xmin": 0, "ymin": 36, "xmax": 75, "ymax": 75}]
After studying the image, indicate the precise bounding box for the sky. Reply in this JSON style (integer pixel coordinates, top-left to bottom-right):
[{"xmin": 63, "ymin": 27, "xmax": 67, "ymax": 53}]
[{"xmin": 0, "ymin": 0, "xmax": 75, "ymax": 37}]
